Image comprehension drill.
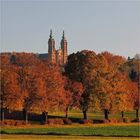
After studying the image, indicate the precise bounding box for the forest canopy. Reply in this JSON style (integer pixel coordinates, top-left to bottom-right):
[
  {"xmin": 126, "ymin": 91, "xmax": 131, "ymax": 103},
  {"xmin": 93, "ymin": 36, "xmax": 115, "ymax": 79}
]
[{"xmin": 0, "ymin": 51, "xmax": 139, "ymax": 123}]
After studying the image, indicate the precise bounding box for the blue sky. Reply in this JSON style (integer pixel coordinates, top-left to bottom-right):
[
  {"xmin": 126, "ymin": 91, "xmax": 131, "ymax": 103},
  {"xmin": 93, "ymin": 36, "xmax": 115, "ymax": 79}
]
[{"xmin": 1, "ymin": 0, "xmax": 139, "ymax": 58}]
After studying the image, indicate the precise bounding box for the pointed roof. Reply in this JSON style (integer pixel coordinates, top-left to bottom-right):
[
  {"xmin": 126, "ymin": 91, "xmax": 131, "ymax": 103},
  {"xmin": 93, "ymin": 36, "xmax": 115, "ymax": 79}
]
[
  {"xmin": 49, "ymin": 29, "xmax": 53, "ymax": 39},
  {"xmin": 62, "ymin": 30, "xmax": 66, "ymax": 40}
]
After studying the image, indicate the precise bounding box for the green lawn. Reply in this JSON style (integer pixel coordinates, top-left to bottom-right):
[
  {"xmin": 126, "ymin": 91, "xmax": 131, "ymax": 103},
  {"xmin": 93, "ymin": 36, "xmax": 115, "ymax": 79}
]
[
  {"xmin": 1, "ymin": 111, "xmax": 139, "ymax": 139},
  {"xmin": 1, "ymin": 125, "xmax": 139, "ymax": 137},
  {"xmin": 49, "ymin": 110, "xmax": 138, "ymax": 120}
]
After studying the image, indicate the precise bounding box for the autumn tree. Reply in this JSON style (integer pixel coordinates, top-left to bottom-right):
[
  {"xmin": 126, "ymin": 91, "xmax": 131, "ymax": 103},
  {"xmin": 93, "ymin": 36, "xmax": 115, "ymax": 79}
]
[
  {"xmin": 91, "ymin": 54, "xmax": 113, "ymax": 119},
  {"xmin": 109, "ymin": 72, "xmax": 135, "ymax": 119},
  {"xmin": 101, "ymin": 51, "xmax": 126, "ymax": 71},
  {"xmin": 121, "ymin": 57, "xmax": 140, "ymax": 85},
  {"xmin": 97, "ymin": 52, "xmax": 131, "ymax": 119},
  {"xmin": 10, "ymin": 53, "xmax": 40, "ymax": 67},
  {"xmin": 64, "ymin": 77, "xmax": 84, "ymax": 118},
  {"xmin": 14, "ymin": 53, "xmax": 46, "ymax": 123},
  {"xmin": 17, "ymin": 67, "xmax": 31, "ymax": 123},
  {"xmin": 24, "ymin": 63, "xmax": 66, "ymax": 124},
  {"xmin": 65, "ymin": 50, "xmax": 104, "ymax": 119},
  {"xmin": 131, "ymin": 82, "xmax": 139, "ymax": 118},
  {"xmin": 121, "ymin": 56, "xmax": 140, "ymax": 118},
  {"xmin": 1, "ymin": 51, "xmax": 139, "ymax": 123},
  {"xmin": 0, "ymin": 66, "xmax": 24, "ymax": 121}
]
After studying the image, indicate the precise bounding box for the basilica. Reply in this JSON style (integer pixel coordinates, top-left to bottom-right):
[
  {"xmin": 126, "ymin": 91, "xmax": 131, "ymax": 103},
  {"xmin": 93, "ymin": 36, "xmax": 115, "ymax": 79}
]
[{"xmin": 39, "ymin": 30, "xmax": 68, "ymax": 66}]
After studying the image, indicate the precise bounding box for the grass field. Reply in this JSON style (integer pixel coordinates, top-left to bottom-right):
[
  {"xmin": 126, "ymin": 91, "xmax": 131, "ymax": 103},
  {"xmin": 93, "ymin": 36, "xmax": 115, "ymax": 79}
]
[
  {"xmin": 49, "ymin": 110, "xmax": 139, "ymax": 120},
  {"xmin": 1, "ymin": 124, "xmax": 139, "ymax": 137},
  {"xmin": 1, "ymin": 111, "xmax": 139, "ymax": 139}
]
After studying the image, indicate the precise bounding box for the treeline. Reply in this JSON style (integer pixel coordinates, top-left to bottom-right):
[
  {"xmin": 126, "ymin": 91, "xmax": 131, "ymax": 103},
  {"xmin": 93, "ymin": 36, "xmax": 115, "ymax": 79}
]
[{"xmin": 0, "ymin": 51, "xmax": 139, "ymax": 123}]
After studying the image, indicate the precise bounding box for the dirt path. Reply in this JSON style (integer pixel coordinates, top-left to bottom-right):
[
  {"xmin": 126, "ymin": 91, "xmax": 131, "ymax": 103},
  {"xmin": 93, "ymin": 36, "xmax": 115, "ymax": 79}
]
[{"xmin": 1, "ymin": 135, "xmax": 139, "ymax": 140}]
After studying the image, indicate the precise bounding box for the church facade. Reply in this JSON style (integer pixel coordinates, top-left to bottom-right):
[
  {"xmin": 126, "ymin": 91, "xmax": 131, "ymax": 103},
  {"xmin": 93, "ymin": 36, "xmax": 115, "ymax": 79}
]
[{"xmin": 39, "ymin": 30, "xmax": 68, "ymax": 66}]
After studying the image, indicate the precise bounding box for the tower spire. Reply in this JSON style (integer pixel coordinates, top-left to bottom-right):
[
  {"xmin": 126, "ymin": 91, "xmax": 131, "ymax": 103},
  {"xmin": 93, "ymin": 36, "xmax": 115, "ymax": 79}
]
[
  {"xmin": 50, "ymin": 29, "xmax": 52, "ymax": 39},
  {"xmin": 62, "ymin": 30, "xmax": 65, "ymax": 39}
]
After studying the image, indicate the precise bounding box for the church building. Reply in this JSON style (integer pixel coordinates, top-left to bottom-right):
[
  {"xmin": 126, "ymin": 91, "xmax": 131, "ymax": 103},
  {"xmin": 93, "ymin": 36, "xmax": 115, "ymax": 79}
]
[{"xmin": 39, "ymin": 30, "xmax": 68, "ymax": 66}]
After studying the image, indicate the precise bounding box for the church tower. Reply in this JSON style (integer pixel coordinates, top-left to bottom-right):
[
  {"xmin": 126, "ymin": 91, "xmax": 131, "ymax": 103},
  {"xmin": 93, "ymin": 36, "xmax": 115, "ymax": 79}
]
[
  {"xmin": 48, "ymin": 29, "xmax": 56, "ymax": 63},
  {"xmin": 61, "ymin": 30, "xmax": 68, "ymax": 65}
]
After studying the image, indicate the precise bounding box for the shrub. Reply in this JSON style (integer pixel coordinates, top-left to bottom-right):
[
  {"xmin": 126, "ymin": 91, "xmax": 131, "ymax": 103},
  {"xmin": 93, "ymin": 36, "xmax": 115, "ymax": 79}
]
[
  {"xmin": 103, "ymin": 119, "xmax": 110, "ymax": 123},
  {"xmin": 93, "ymin": 119, "xmax": 104, "ymax": 124},
  {"xmin": 108, "ymin": 118, "xmax": 118, "ymax": 123},
  {"xmin": 0, "ymin": 120, "xmax": 27, "ymax": 126},
  {"xmin": 0, "ymin": 121, "xmax": 5, "ymax": 126},
  {"xmin": 47, "ymin": 118, "xmax": 64, "ymax": 125},
  {"xmin": 4, "ymin": 120, "xmax": 14, "ymax": 125},
  {"xmin": 63, "ymin": 118, "xmax": 72, "ymax": 125},
  {"xmin": 14, "ymin": 121, "xmax": 26, "ymax": 126},
  {"xmin": 131, "ymin": 118, "xmax": 140, "ymax": 122},
  {"xmin": 79, "ymin": 119, "xmax": 93, "ymax": 124}
]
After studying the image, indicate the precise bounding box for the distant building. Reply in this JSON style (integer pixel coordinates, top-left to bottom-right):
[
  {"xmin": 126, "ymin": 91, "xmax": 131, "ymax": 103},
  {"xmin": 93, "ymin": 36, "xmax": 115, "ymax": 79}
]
[
  {"xmin": 39, "ymin": 30, "xmax": 68, "ymax": 65},
  {"xmin": 134, "ymin": 54, "xmax": 140, "ymax": 60}
]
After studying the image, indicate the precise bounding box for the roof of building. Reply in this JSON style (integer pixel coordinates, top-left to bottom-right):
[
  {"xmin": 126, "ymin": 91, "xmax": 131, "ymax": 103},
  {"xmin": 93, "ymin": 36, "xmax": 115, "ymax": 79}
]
[{"xmin": 38, "ymin": 53, "xmax": 49, "ymax": 60}]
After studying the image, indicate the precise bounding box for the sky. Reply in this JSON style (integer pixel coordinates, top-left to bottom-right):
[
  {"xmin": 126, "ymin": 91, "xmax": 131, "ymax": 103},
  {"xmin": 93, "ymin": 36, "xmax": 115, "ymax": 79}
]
[{"xmin": 0, "ymin": 0, "xmax": 140, "ymax": 58}]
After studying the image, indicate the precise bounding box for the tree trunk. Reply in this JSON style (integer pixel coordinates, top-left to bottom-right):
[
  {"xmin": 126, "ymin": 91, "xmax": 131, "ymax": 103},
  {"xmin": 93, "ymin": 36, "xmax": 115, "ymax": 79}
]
[
  {"xmin": 1, "ymin": 108, "xmax": 4, "ymax": 121},
  {"xmin": 104, "ymin": 109, "xmax": 109, "ymax": 120},
  {"xmin": 23, "ymin": 109, "xmax": 28, "ymax": 124},
  {"xmin": 83, "ymin": 110, "xmax": 87, "ymax": 120},
  {"xmin": 136, "ymin": 109, "xmax": 139, "ymax": 118},
  {"xmin": 25, "ymin": 112, "xmax": 28, "ymax": 124},
  {"xmin": 65, "ymin": 107, "xmax": 68, "ymax": 118},
  {"xmin": 121, "ymin": 111, "xmax": 124, "ymax": 118},
  {"xmin": 42, "ymin": 112, "xmax": 48, "ymax": 124}
]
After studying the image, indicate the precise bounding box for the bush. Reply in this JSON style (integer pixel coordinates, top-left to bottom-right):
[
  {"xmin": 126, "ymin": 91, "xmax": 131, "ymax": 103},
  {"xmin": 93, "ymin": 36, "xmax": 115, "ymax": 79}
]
[
  {"xmin": 93, "ymin": 119, "xmax": 104, "ymax": 124},
  {"xmin": 0, "ymin": 121, "xmax": 5, "ymax": 126},
  {"xmin": 0, "ymin": 120, "xmax": 27, "ymax": 126},
  {"xmin": 131, "ymin": 118, "xmax": 140, "ymax": 122},
  {"xmin": 63, "ymin": 118, "xmax": 72, "ymax": 125},
  {"xmin": 103, "ymin": 119, "xmax": 110, "ymax": 123},
  {"xmin": 108, "ymin": 118, "xmax": 118, "ymax": 123},
  {"xmin": 14, "ymin": 121, "xmax": 26, "ymax": 126},
  {"xmin": 47, "ymin": 118, "xmax": 64, "ymax": 125},
  {"xmin": 79, "ymin": 119, "xmax": 93, "ymax": 124}
]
